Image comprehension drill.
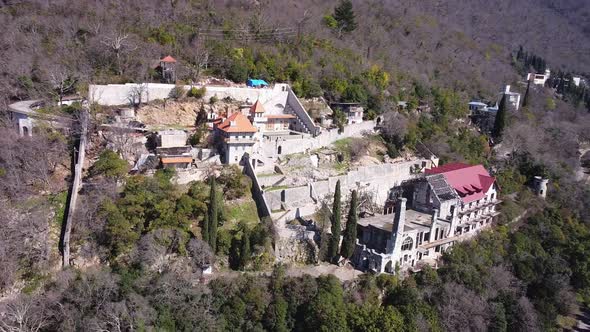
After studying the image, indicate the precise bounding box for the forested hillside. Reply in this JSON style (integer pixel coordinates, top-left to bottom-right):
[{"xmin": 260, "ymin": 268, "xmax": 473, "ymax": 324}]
[{"xmin": 1, "ymin": 0, "xmax": 590, "ymax": 331}]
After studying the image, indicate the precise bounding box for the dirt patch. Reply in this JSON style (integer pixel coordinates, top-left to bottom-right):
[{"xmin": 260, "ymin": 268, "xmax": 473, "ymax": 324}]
[{"xmin": 136, "ymin": 99, "xmax": 243, "ymax": 129}]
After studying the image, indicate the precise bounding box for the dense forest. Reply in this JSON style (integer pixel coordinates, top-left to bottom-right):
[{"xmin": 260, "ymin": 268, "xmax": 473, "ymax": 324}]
[{"xmin": 1, "ymin": 0, "xmax": 590, "ymax": 331}]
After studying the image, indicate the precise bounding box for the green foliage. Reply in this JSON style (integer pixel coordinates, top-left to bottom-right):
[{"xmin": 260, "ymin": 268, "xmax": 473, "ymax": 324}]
[
  {"xmin": 496, "ymin": 167, "xmax": 526, "ymax": 195},
  {"xmin": 333, "ymin": 0, "xmax": 358, "ymax": 34},
  {"xmin": 217, "ymin": 165, "xmax": 251, "ymax": 200},
  {"xmin": 323, "ymin": 15, "xmax": 338, "ymax": 29},
  {"xmin": 91, "ymin": 149, "xmax": 128, "ymax": 179},
  {"xmin": 187, "ymin": 86, "xmax": 206, "ymax": 99},
  {"xmin": 168, "ymin": 85, "xmax": 185, "ymax": 99},
  {"xmin": 328, "ymin": 180, "xmax": 342, "ymax": 263},
  {"xmin": 340, "ymin": 190, "xmax": 358, "ymax": 259},
  {"xmin": 304, "ymin": 275, "xmax": 349, "ymax": 332},
  {"xmin": 208, "ymin": 177, "xmax": 219, "ymax": 252}
]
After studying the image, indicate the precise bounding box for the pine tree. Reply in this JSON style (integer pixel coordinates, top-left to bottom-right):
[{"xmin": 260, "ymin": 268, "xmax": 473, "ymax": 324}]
[
  {"xmin": 340, "ymin": 190, "xmax": 358, "ymax": 260},
  {"xmin": 328, "ymin": 180, "xmax": 342, "ymax": 263},
  {"xmin": 492, "ymin": 94, "xmax": 507, "ymax": 141},
  {"xmin": 208, "ymin": 177, "xmax": 218, "ymax": 252},
  {"xmin": 334, "ymin": 0, "xmax": 357, "ymax": 34},
  {"xmin": 522, "ymin": 80, "xmax": 531, "ymax": 108},
  {"xmin": 202, "ymin": 211, "xmax": 209, "ymax": 244},
  {"xmin": 239, "ymin": 228, "xmax": 250, "ymax": 270}
]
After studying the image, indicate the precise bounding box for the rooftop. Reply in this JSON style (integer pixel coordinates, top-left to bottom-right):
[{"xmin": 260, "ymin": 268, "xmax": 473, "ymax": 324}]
[
  {"xmin": 358, "ymin": 209, "xmax": 433, "ymax": 234},
  {"xmin": 160, "ymin": 55, "xmax": 177, "ymax": 63},
  {"xmin": 426, "ymin": 163, "xmax": 496, "ymax": 203},
  {"xmin": 250, "ymin": 100, "xmax": 266, "ymax": 113},
  {"xmin": 217, "ymin": 112, "xmax": 257, "ymax": 133}
]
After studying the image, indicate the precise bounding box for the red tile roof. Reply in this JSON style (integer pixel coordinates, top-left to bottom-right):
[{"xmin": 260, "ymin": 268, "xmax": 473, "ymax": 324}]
[
  {"xmin": 161, "ymin": 156, "xmax": 192, "ymax": 164},
  {"xmin": 160, "ymin": 55, "xmax": 177, "ymax": 63},
  {"xmin": 217, "ymin": 112, "xmax": 257, "ymax": 133},
  {"xmin": 426, "ymin": 163, "xmax": 496, "ymax": 203},
  {"xmin": 250, "ymin": 100, "xmax": 266, "ymax": 113},
  {"xmin": 266, "ymin": 114, "xmax": 296, "ymax": 119}
]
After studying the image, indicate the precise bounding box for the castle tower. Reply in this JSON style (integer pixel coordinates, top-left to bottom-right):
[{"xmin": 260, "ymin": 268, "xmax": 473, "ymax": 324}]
[
  {"xmin": 387, "ymin": 198, "xmax": 407, "ymax": 255},
  {"xmin": 533, "ymin": 176, "xmax": 549, "ymax": 199}
]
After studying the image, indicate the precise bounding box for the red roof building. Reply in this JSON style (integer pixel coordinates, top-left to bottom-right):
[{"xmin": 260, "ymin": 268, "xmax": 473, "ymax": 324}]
[
  {"xmin": 426, "ymin": 163, "xmax": 497, "ymax": 204},
  {"xmin": 216, "ymin": 112, "xmax": 257, "ymax": 133},
  {"xmin": 160, "ymin": 55, "xmax": 177, "ymax": 63}
]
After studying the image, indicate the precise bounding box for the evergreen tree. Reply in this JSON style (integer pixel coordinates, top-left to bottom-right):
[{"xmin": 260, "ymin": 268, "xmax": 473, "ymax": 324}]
[
  {"xmin": 202, "ymin": 210, "xmax": 209, "ymax": 244},
  {"xmin": 229, "ymin": 235, "xmax": 241, "ymax": 270},
  {"xmin": 492, "ymin": 94, "xmax": 507, "ymax": 141},
  {"xmin": 340, "ymin": 190, "xmax": 358, "ymax": 260},
  {"xmin": 522, "ymin": 80, "xmax": 531, "ymax": 108},
  {"xmin": 265, "ymin": 265, "xmax": 289, "ymax": 332},
  {"xmin": 239, "ymin": 227, "xmax": 250, "ymax": 270},
  {"xmin": 328, "ymin": 180, "xmax": 342, "ymax": 263},
  {"xmin": 208, "ymin": 177, "xmax": 218, "ymax": 252},
  {"xmin": 333, "ymin": 0, "xmax": 357, "ymax": 34}
]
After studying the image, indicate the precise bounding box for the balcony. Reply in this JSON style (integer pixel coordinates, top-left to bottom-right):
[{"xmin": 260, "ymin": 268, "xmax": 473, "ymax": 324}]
[{"xmin": 457, "ymin": 199, "xmax": 501, "ymax": 216}]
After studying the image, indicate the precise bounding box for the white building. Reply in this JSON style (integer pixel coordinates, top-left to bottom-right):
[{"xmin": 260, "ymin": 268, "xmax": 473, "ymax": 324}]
[
  {"xmin": 501, "ymin": 85, "xmax": 521, "ymax": 111},
  {"xmin": 353, "ymin": 163, "xmax": 500, "ymax": 273},
  {"xmin": 526, "ymin": 69, "xmax": 551, "ymax": 86},
  {"xmin": 214, "ymin": 112, "xmax": 257, "ymax": 164}
]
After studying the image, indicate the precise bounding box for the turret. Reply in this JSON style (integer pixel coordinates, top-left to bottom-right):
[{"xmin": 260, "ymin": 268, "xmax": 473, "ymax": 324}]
[{"xmin": 533, "ymin": 176, "xmax": 549, "ymax": 199}]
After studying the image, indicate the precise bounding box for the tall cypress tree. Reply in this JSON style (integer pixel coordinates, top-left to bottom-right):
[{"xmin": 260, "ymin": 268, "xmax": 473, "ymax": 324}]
[
  {"xmin": 328, "ymin": 180, "xmax": 342, "ymax": 263},
  {"xmin": 522, "ymin": 80, "xmax": 531, "ymax": 108},
  {"xmin": 208, "ymin": 177, "xmax": 218, "ymax": 252},
  {"xmin": 239, "ymin": 227, "xmax": 250, "ymax": 270},
  {"xmin": 492, "ymin": 94, "xmax": 507, "ymax": 141},
  {"xmin": 202, "ymin": 211, "xmax": 209, "ymax": 244},
  {"xmin": 340, "ymin": 190, "xmax": 358, "ymax": 260}
]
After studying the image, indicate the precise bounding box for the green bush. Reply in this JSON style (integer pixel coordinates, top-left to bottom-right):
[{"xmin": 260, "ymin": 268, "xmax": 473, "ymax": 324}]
[
  {"xmin": 169, "ymin": 86, "xmax": 186, "ymax": 99},
  {"xmin": 188, "ymin": 87, "xmax": 206, "ymax": 99},
  {"xmin": 91, "ymin": 150, "xmax": 128, "ymax": 179}
]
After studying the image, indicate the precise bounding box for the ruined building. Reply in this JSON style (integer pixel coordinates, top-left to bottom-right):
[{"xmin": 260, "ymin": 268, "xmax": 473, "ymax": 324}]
[{"xmin": 353, "ymin": 163, "xmax": 500, "ymax": 273}]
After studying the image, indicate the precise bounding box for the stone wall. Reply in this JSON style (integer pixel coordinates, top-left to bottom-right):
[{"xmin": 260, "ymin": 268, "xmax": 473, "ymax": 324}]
[
  {"xmin": 243, "ymin": 155, "xmax": 271, "ymax": 217},
  {"xmin": 261, "ymin": 159, "xmax": 435, "ymax": 223},
  {"xmin": 261, "ymin": 121, "xmax": 376, "ymax": 157}
]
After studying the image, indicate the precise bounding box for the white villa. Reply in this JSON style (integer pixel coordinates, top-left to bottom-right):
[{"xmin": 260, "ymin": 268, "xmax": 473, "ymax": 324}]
[{"xmin": 353, "ymin": 163, "xmax": 500, "ymax": 273}]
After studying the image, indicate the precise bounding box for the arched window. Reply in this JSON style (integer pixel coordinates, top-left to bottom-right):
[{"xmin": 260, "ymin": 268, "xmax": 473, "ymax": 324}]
[
  {"xmin": 277, "ymin": 146, "xmax": 282, "ymax": 154},
  {"xmin": 401, "ymin": 237, "xmax": 413, "ymax": 251}
]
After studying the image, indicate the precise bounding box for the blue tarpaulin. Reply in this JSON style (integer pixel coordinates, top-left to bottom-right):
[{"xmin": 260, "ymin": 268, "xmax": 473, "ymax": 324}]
[{"xmin": 247, "ymin": 79, "xmax": 269, "ymax": 87}]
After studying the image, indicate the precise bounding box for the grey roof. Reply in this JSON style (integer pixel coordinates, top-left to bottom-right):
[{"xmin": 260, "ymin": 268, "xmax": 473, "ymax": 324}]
[{"xmin": 427, "ymin": 174, "xmax": 459, "ymax": 202}]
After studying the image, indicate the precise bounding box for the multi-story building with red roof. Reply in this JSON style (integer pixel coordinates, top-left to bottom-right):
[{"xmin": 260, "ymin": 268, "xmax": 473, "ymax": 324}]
[{"xmin": 353, "ymin": 162, "xmax": 500, "ymax": 274}]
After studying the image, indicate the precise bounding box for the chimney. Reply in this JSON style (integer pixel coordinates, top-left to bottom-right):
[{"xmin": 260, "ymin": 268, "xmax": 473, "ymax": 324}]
[
  {"xmin": 504, "ymin": 85, "xmax": 511, "ymax": 93},
  {"xmin": 393, "ymin": 198, "xmax": 407, "ymax": 235},
  {"xmin": 387, "ymin": 197, "xmax": 407, "ymax": 255},
  {"xmin": 230, "ymin": 120, "xmax": 236, "ymax": 127}
]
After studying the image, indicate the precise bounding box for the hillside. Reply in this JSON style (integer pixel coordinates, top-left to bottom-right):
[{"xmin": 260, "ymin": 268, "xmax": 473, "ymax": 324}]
[{"xmin": 1, "ymin": 1, "xmax": 590, "ymax": 331}]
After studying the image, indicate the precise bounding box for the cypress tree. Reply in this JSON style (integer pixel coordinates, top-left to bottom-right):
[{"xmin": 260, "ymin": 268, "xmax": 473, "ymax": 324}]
[
  {"xmin": 522, "ymin": 80, "xmax": 531, "ymax": 108},
  {"xmin": 340, "ymin": 190, "xmax": 358, "ymax": 260},
  {"xmin": 328, "ymin": 180, "xmax": 342, "ymax": 263},
  {"xmin": 229, "ymin": 236, "xmax": 241, "ymax": 270},
  {"xmin": 334, "ymin": 0, "xmax": 357, "ymax": 33},
  {"xmin": 239, "ymin": 228, "xmax": 250, "ymax": 270},
  {"xmin": 202, "ymin": 211, "xmax": 209, "ymax": 244},
  {"xmin": 492, "ymin": 93, "xmax": 507, "ymax": 141},
  {"xmin": 208, "ymin": 177, "xmax": 218, "ymax": 252}
]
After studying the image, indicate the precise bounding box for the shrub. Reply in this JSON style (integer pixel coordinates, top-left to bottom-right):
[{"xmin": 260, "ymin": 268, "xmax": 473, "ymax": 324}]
[
  {"xmin": 169, "ymin": 86, "xmax": 186, "ymax": 99},
  {"xmin": 209, "ymin": 95, "xmax": 219, "ymax": 104},
  {"xmin": 91, "ymin": 150, "xmax": 128, "ymax": 179},
  {"xmin": 188, "ymin": 87, "xmax": 206, "ymax": 99}
]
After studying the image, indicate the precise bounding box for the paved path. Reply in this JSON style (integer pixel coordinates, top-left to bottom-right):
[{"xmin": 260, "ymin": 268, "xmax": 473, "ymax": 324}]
[{"xmin": 210, "ymin": 262, "xmax": 363, "ymax": 282}]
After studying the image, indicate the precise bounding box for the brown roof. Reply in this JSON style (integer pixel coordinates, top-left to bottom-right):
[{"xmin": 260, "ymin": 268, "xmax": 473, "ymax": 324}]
[
  {"xmin": 250, "ymin": 100, "xmax": 266, "ymax": 113},
  {"xmin": 217, "ymin": 112, "xmax": 257, "ymax": 133},
  {"xmin": 161, "ymin": 156, "xmax": 192, "ymax": 164},
  {"xmin": 266, "ymin": 114, "xmax": 296, "ymax": 119},
  {"xmin": 160, "ymin": 55, "xmax": 177, "ymax": 63}
]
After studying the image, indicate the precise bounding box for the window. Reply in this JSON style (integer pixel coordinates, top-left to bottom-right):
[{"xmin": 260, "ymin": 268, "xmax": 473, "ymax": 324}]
[
  {"xmin": 424, "ymin": 232, "xmax": 430, "ymax": 241},
  {"xmin": 401, "ymin": 237, "xmax": 413, "ymax": 251},
  {"xmin": 435, "ymin": 245, "xmax": 441, "ymax": 253}
]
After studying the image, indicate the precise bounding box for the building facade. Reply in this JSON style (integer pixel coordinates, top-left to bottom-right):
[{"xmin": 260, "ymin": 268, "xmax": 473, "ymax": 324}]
[
  {"xmin": 353, "ymin": 163, "xmax": 500, "ymax": 273},
  {"xmin": 214, "ymin": 112, "xmax": 257, "ymax": 164}
]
